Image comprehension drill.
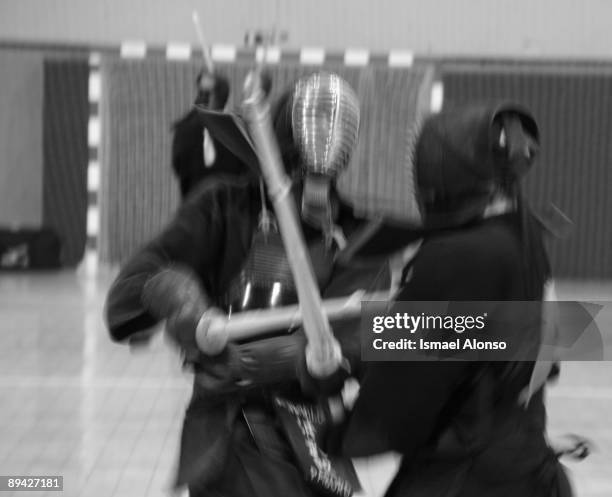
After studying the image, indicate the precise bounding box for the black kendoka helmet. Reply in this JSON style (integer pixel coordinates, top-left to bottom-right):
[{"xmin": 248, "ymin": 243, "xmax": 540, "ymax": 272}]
[
  {"xmin": 195, "ymin": 71, "xmax": 231, "ymax": 110},
  {"xmin": 414, "ymin": 103, "xmax": 539, "ymax": 229}
]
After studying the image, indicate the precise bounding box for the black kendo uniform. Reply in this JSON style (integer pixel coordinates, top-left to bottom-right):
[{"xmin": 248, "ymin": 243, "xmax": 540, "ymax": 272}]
[
  {"xmin": 340, "ymin": 104, "xmax": 573, "ymax": 497},
  {"xmin": 171, "ymin": 73, "xmax": 251, "ymax": 199},
  {"xmin": 105, "ymin": 80, "xmax": 392, "ymax": 497}
]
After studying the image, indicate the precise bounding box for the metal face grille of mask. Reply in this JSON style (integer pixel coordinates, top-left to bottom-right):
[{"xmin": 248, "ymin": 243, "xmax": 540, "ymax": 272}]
[{"xmin": 291, "ymin": 72, "xmax": 360, "ymax": 178}]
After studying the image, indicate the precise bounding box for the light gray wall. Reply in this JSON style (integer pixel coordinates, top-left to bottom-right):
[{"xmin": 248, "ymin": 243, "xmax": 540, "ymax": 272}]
[
  {"xmin": 0, "ymin": 0, "xmax": 610, "ymax": 57},
  {"xmin": 0, "ymin": 50, "xmax": 43, "ymax": 227}
]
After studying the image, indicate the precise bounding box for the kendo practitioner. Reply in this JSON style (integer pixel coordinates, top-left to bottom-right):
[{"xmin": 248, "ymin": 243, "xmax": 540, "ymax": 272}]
[
  {"xmin": 105, "ymin": 72, "xmax": 393, "ymax": 497},
  {"xmin": 340, "ymin": 103, "xmax": 574, "ymax": 497},
  {"xmin": 171, "ymin": 70, "xmax": 273, "ymax": 199}
]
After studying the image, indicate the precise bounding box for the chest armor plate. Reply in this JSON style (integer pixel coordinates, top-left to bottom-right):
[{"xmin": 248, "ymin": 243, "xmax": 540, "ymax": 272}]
[{"xmin": 223, "ymin": 227, "xmax": 335, "ymax": 317}]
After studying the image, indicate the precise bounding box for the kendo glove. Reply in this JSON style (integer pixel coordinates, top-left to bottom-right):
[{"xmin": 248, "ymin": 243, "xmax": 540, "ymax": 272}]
[
  {"xmin": 141, "ymin": 266, "xmax": 228, "ymax": 359},
  {"xmin": 230, "ymin": 332, "xmax": 308, "ymax": 388}
]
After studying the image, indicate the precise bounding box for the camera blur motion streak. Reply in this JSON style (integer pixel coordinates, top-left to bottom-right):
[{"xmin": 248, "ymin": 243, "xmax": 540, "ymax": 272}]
[{"xmin": 230, "ymin": 71, "xmax": 360, "ymax": 377}]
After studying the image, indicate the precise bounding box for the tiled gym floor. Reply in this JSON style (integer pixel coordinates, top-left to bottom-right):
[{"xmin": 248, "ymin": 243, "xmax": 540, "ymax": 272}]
[{"xmin": 1, "ymin": 260, "xmax": 611, "ymax": 497}]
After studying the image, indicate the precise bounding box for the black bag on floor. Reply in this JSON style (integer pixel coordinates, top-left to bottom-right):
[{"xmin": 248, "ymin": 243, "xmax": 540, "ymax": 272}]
[{"xmin": 0, "ymin": 227, "xmax": 62, "ymax": 269}]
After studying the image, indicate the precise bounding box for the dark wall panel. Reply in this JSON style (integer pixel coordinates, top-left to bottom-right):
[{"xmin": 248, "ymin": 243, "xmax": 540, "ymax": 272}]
[{"xmin": 42, "ymin": 58, "xmax": 89, "ymax": 266}]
